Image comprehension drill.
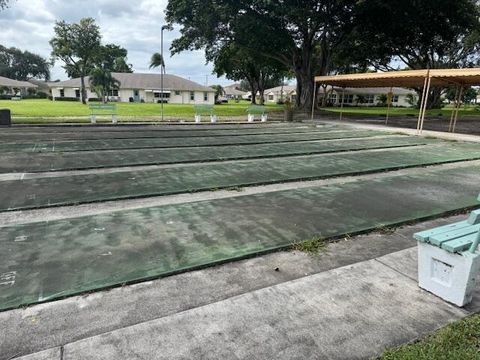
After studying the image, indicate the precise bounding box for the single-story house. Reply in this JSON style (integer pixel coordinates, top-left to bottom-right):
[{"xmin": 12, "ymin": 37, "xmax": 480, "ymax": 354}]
[
  {"xmin": 0, "ymin": 76, "xmax": 37, "ymax": 95},
  {"xmin": 264, "ymin": 85, "xmax": 297, "ymax": 103},
  {"xmin": 223, "ymin": 84, "xmax": 247, "ymax": 100},
  {"xmin": 51, "ymin": 73, "xmax": 216, "ymax": 104},
  {"xmin": 320, "ymin": 86, "xmax": 415, "ymax": 107}
]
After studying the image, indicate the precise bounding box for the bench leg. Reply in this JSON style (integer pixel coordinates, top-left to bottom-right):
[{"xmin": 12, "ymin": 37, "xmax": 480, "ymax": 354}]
[
  {"xmin": 195, "ymin": 115, "xmax": 201, "ymax": 123},
  {"xmin": 112, "ymin": 115, "xmax": 117, "ymax": 124},
  {"xmin": 261, "ymin": 114, "xmax": 268, "ymax": 122},
  {"xmin": 247, "ymin": 114, "xmax": 254, "ymax": 122},
  {"xmin": 210, "ymin": 115, "xmax": 217, "ymax": 123},
  {"xmin": 90, "ymin": 115, "xmax": 96, "ymax": 124}
]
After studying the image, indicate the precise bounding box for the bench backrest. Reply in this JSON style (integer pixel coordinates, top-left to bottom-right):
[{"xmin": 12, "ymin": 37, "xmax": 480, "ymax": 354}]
[
  {"xmin": 89, "ymin": 103, "xmax": 117, "ymax": 114},
  {"xmin": 247, "ymin": 105, "xmax": 266, "ymax": 115},
  {"xmin": 193, "ymin": 105, "xmax": 214, "ymax": 115}
]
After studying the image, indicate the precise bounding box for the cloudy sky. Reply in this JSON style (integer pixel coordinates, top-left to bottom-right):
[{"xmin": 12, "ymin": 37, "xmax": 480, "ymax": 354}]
[{"xmin": 0, "ymin": 0, "xmax": 230, "ymax": 85}]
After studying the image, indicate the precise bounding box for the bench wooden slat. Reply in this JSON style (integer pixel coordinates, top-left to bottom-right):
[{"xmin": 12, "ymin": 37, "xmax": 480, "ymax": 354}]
[
  {"xmin": 414, "ymin": 220, "xmax": 471, "ymax": 242},
  {"xmin": 441, "ymin": 233, "xmax": 478, "ymax": 253},
  {"xmin": 429, "ymin": 224, "xmax": 480, "ymax": 246}
]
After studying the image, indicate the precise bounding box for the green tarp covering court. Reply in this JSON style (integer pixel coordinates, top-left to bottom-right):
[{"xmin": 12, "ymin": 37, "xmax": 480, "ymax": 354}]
[
  {"xmin": 1, "ymin": 165, "xmax": 479, "ymax": 311},
  {"xmin": 0, "ymin": 136, "xmax": 428, "ymax": 173},
  {"xmin": 1, "ymin": 142, "xmax": 480, "ymax": 211}
]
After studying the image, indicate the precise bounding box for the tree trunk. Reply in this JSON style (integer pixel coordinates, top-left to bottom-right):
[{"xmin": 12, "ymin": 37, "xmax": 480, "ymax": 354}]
[
  {"xmin": 258, "ymin": 89, "xmax": 265, "ymax": 105},
  {"xmin": 295, "ymin": 68, "xmax": 314, "ymax": 110},
  {"xmin": 249, "ymin": 84, "xmax": 257, "ymax": 105},
  {"xmin": 80, "ymin": 75, "xmax": 87, "ymax": 105}
]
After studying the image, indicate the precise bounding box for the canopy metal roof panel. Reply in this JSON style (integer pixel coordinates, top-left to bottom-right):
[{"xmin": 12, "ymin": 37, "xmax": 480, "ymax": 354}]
[{"xmin": 315, "ymin": 68, "xmax": 480, "ymax": 88}]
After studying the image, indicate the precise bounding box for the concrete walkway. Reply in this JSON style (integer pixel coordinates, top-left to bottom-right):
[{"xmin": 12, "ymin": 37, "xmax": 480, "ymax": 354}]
[{"xmin": 11, "ymin": 244, "xmax": 479, "ymax": 359}]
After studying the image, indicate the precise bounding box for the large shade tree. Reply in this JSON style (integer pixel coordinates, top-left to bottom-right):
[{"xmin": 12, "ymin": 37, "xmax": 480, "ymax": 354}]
[
  {"xmin": 166, "ymin": 0, "xmax": 357, "ymax": 110},
  {"xmin": 50, "ymin": 18, "xmax": 102, "ymax": 104},
  {"xmin": 0, "ymin": 45, "xmax": 50, "ymax": 80}
]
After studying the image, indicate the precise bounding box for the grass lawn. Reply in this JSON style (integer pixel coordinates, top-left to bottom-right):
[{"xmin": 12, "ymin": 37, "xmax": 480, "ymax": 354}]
[
  {"xmin": 379, "ymin": 314, "xmax": 480, "ymax": 359},
  {"xmin": 321, "ymin": 105, "xmax": 480, "ymax": 118},
  {"xmin": 0, "ymin": 99, "xmax": 283, "ymax": 120}
]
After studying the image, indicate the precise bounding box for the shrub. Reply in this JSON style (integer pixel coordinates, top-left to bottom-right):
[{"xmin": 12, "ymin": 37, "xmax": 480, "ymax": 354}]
[{"xmin": 53, "ymin": 97, "xmax": 80, "ymax": 102}]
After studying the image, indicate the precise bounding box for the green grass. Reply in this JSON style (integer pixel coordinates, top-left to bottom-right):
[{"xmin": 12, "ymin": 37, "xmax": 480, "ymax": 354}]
[
  {"xmin": 321, "ymin": 105, "xmax": 480, "ymax": 118},
  {"xmin": 0, "ymin": 99, "xmax": 283, "ymax": 120},
  {"xmin": 291, "ymin": 235, "xmax": 327, "ymax": 255},
  {"xmin": 378, "ymin": 314, "xmax": 480, "ymax": 360}
]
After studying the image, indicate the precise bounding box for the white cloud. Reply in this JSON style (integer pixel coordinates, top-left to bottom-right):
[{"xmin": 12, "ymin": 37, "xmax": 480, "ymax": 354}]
[{"xmin": 0, "ymin": 0, "xmax": 230, "ymax": 85}]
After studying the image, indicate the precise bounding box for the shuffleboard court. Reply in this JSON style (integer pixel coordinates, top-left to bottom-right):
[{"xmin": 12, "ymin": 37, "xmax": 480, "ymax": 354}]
[
  {"xmin": 1, "ymin": 165, "xmax": 479, "ymax": 311},
  {"xmin": 0, "ymin": 124, "xmax": 343, "ymax": 142},
  {"xmin": 0, "ymin": 136, "xmax": 429, "ymax": 173},
  {"xmin": 0, "ymin": 129, "xmax": 386, "ymax": 153},
  {"xmin": 1, "ymin": 142, "xmax": 480, "ymax": 211}
]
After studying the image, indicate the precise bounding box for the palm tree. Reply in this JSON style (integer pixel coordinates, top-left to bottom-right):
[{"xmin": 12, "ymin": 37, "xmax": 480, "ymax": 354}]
[
  {"xmin": 149, "ymin": 53, "xmax": 165, "ymax": 71},
  {"xmin": 89, "ymin": 67, "xmax": 120, "ymax": 103}
]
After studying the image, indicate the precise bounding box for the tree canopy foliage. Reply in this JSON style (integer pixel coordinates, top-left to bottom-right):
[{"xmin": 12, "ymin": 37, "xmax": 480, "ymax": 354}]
[
  {"xmin": 166, "ymin": 0, "xmax": 480, "ymax": 110},
  {"xmin": 0, "ymin": 45, "xmax": 51, "ymax": 80}
]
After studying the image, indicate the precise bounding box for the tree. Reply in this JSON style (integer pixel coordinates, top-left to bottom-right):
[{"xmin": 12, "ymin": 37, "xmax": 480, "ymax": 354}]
[
  {"xmin": 99, "ymin": 44, "xmax": 133, "ymax": 73},
  {"xmin": 348, "ymin": 0, "xmax": 480, "ymax": 108},
  {"xmin": 0, "ymin": 0, "xmax": 13, "ymax": 10},
  {"xmin": 149, "ymin": 53, "xmax": 165, "ymax": 71},
  {"xmin": 50, "ymin": 18, "xmax": 102, "ymax": 104},
  {"xmin": 210, "ymin": 85, "xmax": 224, "ymax": 102},
  {"xmin": 89, "ymin": 66, "xmax": 120, "ymax": 103},
  {"xmin": 166, "ymin": 0, "xmax": 357, "ymax": 110},
  {"xmin": 0, "ymin": 45, "xmax": 51, "ymax": 80}
]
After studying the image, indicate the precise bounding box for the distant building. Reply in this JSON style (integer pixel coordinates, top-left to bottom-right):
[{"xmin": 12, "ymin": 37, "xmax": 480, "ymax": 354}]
[
  {"xmin": 320, "ymin": 87, "xmax": 415, "ymax": 107},
  {"xmin": 223, "ymin": 84, "xmax": 247, "ymax": 100},
  {"xmin": 0, "ymin": 76, "xmax": 37, "ymax": 95},
  {"xmin": 50, "ymin": 73, "xmax": 216, "ymax": 104},
  {"xmin": 264, "ymin": 85, "xmax": 297, "ymax": 103}
]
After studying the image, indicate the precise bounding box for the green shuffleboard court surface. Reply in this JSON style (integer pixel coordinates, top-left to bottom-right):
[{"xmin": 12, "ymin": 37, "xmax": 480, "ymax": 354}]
[
  {"xmin": 0, "ymin": 129, "xmax": 386, "ymax": 153},
  {"xmin": 0, "ymin": 124, "xmax": 344, "ymax": 142},
  {"xmin": 0, "ymin": 136, "xmax": 429, "ymax": 173},
  {"xmin": 1, "ymin": 142, "xmax": 480, "ymax": 211},
  {"xmin": 1, "ymin": 165, "xmax": 479, "ymax": 311}
]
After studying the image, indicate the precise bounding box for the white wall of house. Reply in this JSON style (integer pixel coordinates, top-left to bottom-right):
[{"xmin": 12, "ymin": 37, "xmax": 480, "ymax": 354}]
[
  {"xmin": 51, "ymin": 87, "xmax": 215, "ymax": 104},
  {"xmin": 326, "ymin": 90, "xmax": 413, "ymax": 107},
  {"xmin": 265, "ymin": 91, "xmax": 297, "ymax": 103}
]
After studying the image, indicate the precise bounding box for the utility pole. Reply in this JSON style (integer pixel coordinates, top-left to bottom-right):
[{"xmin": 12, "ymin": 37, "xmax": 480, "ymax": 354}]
[{"xmin": 161, "ymin": 25, "xmax": 169, "ymax": 122}]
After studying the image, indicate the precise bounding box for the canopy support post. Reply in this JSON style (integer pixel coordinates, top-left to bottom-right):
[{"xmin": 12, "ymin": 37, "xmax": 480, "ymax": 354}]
[
  {"xmin": 419, "ymin": 75, "xmax": 432, "ymax": 134},
  {"xmin": 452, "ymin": 86, "xmax": 464, "ymax": 133},
  {"xmin": 449, "ymin": 86, "xmax": 460, "ymax": 132},
  {"xmin": 311, "ymin": 81, "xmax": 317, "ymax": 120},
  {"xmin": 339, "ymin": 87, "xmax": 345, "ymax": 121},
  {"xmin": 417, "ymin": 76, "xmax": 429, "ymax": 133},
  {"xmin": 385, "ymin": 87, "xmax": 393, "ymax": 125}
]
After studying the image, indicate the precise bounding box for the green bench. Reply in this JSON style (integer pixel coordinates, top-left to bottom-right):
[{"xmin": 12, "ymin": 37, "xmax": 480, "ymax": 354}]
[
  {"xmin": 414, "ymin": 196, "xmax": 480, "ymax": 306},
  {"xmin": 89, "ymin": 103, "xmax": 117, "ymax": 124},
  {"xmin": 247, "ymin": 105, "xmax": 267, "ymax": 122},
  {"xmin": 415, "ymin": 209, "xmax": 480, "ymax": 254},
  {"xmin": 193, "ymin": 105, "xmax": 217, "ymax": 123}
]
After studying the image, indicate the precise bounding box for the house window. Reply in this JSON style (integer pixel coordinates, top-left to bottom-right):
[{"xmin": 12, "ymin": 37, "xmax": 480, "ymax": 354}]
[
  {"xmin": 392, "ymin": 95, "xmax": 399, "ymax": 103},
  {"xmin": 328, "ymin": 93, "xmax": 337, "ymax": 104},
  {"xmin": 365, "ymin": 95, "xmax": 375, "ymax": 104},
  {"xmin": 59, "ymin": 89, "xmax": 65, "ymax": 97},
  {"xmin": 74, "ymin": 89, "xmax": 80, "ymax": 98},
  {"xmin": 268, "ymin": 95, "xmax": 274, "ymax": 101},
  {"xmin": 204, "ymin": 92, "xmax": 208, "ymax": 102},
  {"xmin": 154, "ymin": 92, "xmax": 170, "ymax": 99},
  {"xmin": 175, "ymin": 91, "xmax": 181, "ymax": 96},
  {"xmin": 190, "ymin": 92, "xmax": 195, "ymax": 101},
  {"xmin": 340, "ymin": 94, "xmax": 354, "ymax": 104},
  {"xmin": 108, "ymin": 89, "xmax": 119, "ymax": 97}
]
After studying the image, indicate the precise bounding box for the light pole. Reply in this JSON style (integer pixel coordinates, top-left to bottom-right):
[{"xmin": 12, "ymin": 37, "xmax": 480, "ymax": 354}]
[{"xmin": 161, "ymin": 26, "xmax": 166, "ymax": 122}]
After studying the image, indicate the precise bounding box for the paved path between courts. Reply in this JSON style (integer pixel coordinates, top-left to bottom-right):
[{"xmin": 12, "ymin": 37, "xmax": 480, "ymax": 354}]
[{"xmin": 11, "ymin": 243, "xmax": 479, "ymax": 360}]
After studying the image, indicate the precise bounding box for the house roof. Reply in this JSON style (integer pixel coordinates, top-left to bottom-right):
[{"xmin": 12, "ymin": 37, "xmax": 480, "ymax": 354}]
[
  {"xmin": 265, "ymin": 85, "xmax": 296, "ymax": 94},
  {"xmin": 0, "ymin": 76, "xmax": 37, "ymax": 88},
  {"xmin": 315, "ymin": 68, "xmax": 480, "ymax": 88},
  {"xmin": 53, "ymin": 73, "xmax": 215, "ymax": 92}
]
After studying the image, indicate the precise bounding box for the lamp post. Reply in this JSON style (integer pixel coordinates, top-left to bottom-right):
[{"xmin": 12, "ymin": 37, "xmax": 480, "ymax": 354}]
[{"xmin": 161, "ymin": 25, "xmax": 166, "ymax": 122}]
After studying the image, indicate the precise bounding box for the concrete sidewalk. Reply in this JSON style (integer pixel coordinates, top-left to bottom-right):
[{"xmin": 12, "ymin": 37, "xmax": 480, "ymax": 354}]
[{"xmin": 15, "ymin": 246, "xmax": 478, "ymax": 360}]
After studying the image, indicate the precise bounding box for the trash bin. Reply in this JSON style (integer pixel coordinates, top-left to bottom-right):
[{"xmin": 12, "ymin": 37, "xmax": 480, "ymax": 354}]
[{"xmin": 0, "ymin": 109, "xmax": 11, "ymax": 126}]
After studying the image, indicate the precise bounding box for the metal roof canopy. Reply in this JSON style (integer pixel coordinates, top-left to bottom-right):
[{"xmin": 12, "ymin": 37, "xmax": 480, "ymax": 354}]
[
  {"xmin": 315, "ymin": 68, "xmax": 480, "ymax": 88},
  {"xmin": 313, "ymin": 68, "xmax": 480, "ymax": 133}
]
